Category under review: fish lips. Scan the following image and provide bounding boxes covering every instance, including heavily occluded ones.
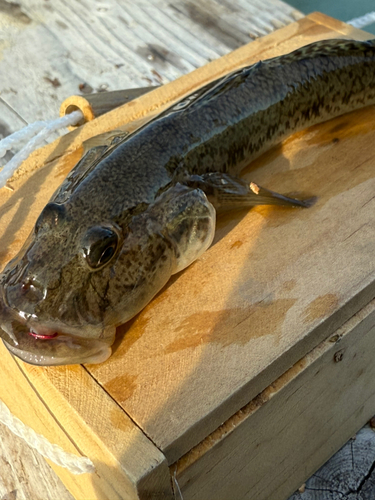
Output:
[0,297,114,366]
[3,334,113,366]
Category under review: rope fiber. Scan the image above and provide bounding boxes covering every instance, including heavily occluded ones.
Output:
[0,110,83,189]
[0,398,94,474]
[347,11,375,29]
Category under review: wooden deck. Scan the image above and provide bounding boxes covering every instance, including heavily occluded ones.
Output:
[0,0,302,150]
[1,2,375,500]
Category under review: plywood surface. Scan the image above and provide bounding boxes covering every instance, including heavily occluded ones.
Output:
[1,10,375,499]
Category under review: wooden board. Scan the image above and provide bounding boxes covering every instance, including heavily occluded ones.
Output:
[1,11,375,500]
[174,296,375,500]
[0,0,302,141]
[288,425,375,499]
[0,420,74,500]
[0,340,172,500]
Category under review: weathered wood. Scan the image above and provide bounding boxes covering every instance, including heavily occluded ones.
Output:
[0,0,302,132]
[0,341,173,500]
[288,426,375,499]
[173,297,375,499]
[0,420,74,500]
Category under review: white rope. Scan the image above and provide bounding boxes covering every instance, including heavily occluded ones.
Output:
[0,398,95,475]
[0,121,47,158]
[347,11,375,29]
[0,110,93,473]
[0,110,83,189]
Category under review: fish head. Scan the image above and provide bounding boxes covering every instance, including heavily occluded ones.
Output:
[0,185,215,366]
[0,201,119,365]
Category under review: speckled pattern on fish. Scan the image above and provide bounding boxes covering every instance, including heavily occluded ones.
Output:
[1,38,375,365]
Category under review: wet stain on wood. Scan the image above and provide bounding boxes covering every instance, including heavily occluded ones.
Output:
[164,298,297,353]
[304,293,339,323]
[230,240,243,249]
[329,121,349,135]
[106,374,138,404]
[304,107,375,147]
[109,407,134,434]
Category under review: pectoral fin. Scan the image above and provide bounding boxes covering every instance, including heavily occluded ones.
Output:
[151,184,216,273]
[184,173,315,212]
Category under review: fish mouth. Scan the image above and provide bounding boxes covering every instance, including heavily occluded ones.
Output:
[3,334,113,366]
[29,329,59,340]
[0,299,114,366]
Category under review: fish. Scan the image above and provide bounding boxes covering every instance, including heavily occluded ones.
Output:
[1,38,375,366]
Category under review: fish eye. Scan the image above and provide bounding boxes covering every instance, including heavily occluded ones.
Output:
[82,226,119,270]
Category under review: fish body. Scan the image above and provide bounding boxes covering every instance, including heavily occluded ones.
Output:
[1,38,375,365]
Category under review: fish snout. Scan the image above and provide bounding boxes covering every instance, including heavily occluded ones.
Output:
[5,277,45,313]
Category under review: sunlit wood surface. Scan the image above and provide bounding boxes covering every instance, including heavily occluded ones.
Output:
[2,3,375,500]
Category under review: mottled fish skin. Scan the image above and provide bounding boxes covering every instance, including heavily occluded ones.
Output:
[1,39,375,365]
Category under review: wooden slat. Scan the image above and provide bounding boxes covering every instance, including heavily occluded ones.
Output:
[0,99,27,168]
[173,297,375,499]
[0,341,173,500]
[0,0,302,128]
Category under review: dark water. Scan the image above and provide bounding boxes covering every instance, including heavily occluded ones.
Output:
[287,0,375,35]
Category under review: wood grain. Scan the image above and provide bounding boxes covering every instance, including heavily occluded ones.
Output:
[288,426,375,499]
[86,15,375,463]
[0,420,74,500]
[173,296,375,499]
[0,341,173,500]
[1,9,375,500]
[0,0,302,133]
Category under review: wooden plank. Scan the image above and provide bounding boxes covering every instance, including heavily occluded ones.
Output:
[0,99,27,168]
[288,425,375,499]
[0,0,302,128]
[173,297,375,500]
[0,420,74,500]
[0,341,173,500]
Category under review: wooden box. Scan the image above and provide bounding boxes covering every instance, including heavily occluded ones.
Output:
[1,13,375,500]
